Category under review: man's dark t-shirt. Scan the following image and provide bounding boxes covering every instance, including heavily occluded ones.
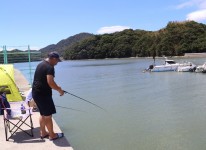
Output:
[32,60,55,96]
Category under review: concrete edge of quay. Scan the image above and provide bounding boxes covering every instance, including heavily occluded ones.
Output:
[0,68,74,150]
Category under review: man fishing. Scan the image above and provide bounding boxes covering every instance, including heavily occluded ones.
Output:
[32,51,64,141]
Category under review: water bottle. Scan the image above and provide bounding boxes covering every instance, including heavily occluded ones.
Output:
[21,104,26,114]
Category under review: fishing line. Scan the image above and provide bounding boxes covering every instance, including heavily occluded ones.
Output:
[63,90,106,111]
[55,105,86,113]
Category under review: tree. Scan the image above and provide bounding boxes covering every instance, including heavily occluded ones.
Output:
[63,21,206,60]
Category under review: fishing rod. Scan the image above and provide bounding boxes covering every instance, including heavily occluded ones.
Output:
[55,105,86,113]
[63,90,105,111]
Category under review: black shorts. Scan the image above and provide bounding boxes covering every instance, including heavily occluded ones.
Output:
[32,93,56,116]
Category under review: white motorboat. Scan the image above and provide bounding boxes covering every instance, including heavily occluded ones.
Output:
[147,58,196,72]
[177,62,196,72]
[149,59,180,72]
[195,62,206,73]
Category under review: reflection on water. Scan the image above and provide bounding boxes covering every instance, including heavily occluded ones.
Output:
[15,58,206,150]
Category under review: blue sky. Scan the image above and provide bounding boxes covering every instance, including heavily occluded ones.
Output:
[0,0,206,50]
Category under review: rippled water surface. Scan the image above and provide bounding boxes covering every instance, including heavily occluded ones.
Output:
[15,58,206,150]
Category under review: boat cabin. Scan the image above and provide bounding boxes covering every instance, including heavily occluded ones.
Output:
[165,60,177,65]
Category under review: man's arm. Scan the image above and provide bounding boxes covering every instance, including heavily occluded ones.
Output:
[47,75,64,96]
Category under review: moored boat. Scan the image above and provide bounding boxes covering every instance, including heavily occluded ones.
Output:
[177,62,196,72]
[195,62,206,73]
[146,58,196,72]
[149,59,179,72]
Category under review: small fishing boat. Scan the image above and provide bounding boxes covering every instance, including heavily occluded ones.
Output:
[195,62,206,73]
[146,58,196,72]
[148,59,180,72]
[177,62,196,72]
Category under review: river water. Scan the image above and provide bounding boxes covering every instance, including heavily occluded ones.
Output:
[14,58,206,150]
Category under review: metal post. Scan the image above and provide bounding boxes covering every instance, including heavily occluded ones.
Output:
[3,45,8,64]
[3,45,5,64]
[5,45,8,64]
[28,45,32,86]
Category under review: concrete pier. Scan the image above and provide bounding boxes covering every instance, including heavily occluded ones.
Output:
[0,69,73,150]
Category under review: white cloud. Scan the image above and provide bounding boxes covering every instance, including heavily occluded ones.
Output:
[175,0,206,22]
[176,0,206,9]
[176,1,193,9]
[186,9,206,21]
[97,26,131,34]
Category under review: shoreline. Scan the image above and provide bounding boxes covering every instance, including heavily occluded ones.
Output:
[137,54,206,59]
[65,53,206,61]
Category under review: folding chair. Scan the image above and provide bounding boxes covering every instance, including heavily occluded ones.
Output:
[0,92,34,141]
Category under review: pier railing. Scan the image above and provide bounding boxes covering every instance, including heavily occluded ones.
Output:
[0,45,41,86]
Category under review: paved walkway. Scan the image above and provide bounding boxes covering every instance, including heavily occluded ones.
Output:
[0,69,73,150]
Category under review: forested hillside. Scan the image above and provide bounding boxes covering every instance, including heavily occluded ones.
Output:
[64,21,206,60]
[39,32,94,57]
[2,21,205,62]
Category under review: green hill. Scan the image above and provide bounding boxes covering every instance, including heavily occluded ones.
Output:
[63,21,206,60]
[6,21,204,61]
[39,32,94,57]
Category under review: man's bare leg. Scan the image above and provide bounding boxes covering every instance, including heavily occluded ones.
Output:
[39,115,49,137]
[44,115,57,139]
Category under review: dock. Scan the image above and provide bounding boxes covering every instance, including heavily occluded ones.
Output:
[0,69,73,150]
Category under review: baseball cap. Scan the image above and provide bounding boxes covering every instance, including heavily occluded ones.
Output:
[48,51,62,62]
